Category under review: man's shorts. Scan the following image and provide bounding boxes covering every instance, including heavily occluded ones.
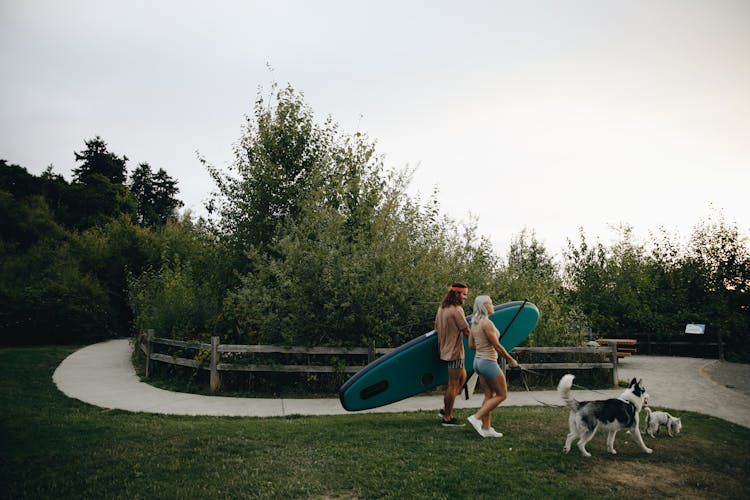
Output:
[446,358,464,369]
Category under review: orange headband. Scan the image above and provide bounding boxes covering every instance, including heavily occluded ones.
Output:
[449,286,468,293]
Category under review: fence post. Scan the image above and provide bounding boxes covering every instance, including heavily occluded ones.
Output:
[717,330,725,360]
[610,343,619,387]
[367,346,375,364]
[210,336,221,392]
[145,329,154,378]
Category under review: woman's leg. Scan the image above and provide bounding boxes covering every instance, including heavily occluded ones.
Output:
[473,372,508,425]
[479,376,493,429]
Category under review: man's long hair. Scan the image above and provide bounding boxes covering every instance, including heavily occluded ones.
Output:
[441,282,468,308]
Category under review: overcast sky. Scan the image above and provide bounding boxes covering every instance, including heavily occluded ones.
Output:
[2,0,748,258]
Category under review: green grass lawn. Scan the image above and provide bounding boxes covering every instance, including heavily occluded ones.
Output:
[2,346,749,499]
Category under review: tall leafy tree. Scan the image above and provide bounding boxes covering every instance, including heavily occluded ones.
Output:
[493,229,588,346]
[205,84,336,257]
[205,84,497,347]
[0,161,66,251]
[563,229,613,332]
[685,213,750,361]
[563,225,657,335]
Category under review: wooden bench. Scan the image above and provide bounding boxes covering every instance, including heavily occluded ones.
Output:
[596,338,637,358]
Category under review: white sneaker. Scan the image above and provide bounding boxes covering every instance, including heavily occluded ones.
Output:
[467,415,485,437]
[484,427,503,438]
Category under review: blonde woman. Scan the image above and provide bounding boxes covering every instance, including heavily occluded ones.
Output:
[467,295,518,438]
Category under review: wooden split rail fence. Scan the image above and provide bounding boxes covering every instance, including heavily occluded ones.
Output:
[138,330,394,392]
[510,345,623,385]
[137,331,623,392]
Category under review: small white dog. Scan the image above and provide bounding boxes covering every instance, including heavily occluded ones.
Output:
[644,407,682,438]
[558,374,652,457]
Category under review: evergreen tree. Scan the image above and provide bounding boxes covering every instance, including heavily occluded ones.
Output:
[151,167,183,225]
[72,136,128,184]
[65,137,136,229]
[129,162,183,227]
[129,162,156,225]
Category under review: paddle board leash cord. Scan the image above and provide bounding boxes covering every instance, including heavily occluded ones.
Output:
[464,299,529,400]
[498,299,528,343]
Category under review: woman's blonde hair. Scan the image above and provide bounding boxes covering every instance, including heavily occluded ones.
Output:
[471,295,492,326]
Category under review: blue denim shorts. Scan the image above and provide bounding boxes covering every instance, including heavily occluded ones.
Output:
[473,358,502,378]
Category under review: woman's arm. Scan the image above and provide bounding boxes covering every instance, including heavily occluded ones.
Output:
[496,343,518,368]
[483,321,518,367]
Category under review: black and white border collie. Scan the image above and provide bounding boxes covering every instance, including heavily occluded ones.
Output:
[558,374,652,457]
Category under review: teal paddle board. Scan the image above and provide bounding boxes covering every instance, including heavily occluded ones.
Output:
[339,300,539,411]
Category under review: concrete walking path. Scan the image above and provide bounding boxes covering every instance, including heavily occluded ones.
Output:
[53,339,750,428]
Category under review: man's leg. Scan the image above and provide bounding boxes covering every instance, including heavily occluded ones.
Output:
[443,366,467,420]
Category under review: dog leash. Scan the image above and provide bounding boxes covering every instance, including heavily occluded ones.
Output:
[511,365,563,408]
[570,383,614,397]
[511,365,614,407]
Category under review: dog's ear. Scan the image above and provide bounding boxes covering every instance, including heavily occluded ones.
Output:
[629,377,637,387]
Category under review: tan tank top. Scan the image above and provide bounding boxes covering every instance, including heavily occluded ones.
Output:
[471,319,498,361]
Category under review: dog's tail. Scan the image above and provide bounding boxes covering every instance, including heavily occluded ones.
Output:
[557,374,579,411]
[644,407,653,428]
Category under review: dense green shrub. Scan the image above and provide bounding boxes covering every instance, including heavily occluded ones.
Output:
[127,216,226,341]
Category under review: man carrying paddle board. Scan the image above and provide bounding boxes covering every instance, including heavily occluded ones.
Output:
[435,283,471,426]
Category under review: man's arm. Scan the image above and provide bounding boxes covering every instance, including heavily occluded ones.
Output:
[455,307,470,337]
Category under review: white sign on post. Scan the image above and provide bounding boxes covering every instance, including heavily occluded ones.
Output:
[685,324,705,334]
